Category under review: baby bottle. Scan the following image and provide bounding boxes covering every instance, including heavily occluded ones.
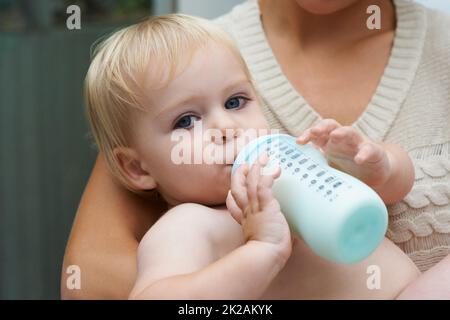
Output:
[231,134,388,264]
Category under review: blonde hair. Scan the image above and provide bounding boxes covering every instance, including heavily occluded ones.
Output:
[84,14,252,192]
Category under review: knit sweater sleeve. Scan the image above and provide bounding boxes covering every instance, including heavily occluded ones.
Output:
[384,6,450,272]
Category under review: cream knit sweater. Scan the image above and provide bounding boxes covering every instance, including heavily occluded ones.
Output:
[215,0,450,272]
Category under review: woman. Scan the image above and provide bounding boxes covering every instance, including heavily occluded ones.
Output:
[61,0,450,299]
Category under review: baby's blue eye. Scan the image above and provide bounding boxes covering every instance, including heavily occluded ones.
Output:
[175,115,199,129]
[225,97,248,110]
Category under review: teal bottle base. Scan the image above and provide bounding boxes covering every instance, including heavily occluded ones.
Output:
[336,202,387,264]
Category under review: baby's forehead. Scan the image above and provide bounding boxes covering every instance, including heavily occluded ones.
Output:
[142,42,248,94]
[144,42,239,84]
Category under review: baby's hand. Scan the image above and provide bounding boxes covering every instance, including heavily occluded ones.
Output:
[296,119,391,187]
[226,153,292,262]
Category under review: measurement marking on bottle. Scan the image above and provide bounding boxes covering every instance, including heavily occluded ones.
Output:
[285,149,294,155]
[299,159,308,165]
[333,182,343,188]
[316,171,326,177]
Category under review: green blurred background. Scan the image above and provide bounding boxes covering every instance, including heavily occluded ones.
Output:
[0,0,158,300]
[0,0,242,300]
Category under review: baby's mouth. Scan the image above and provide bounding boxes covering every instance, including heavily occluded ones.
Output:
[226,160,235,166]
[231,149,242,165]
[222,137,248,165]
[223,149,239,165]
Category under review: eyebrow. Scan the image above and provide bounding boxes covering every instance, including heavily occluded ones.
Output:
[155,78,252,119]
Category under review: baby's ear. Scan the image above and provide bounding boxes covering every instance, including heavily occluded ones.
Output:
[113,147,157,191]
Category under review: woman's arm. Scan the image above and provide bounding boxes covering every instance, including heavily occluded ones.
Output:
[61,154,167,299]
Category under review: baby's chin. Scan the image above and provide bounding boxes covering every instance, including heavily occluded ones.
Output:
[173,182,231,207]
[161,195,225,209]
[167,193,229,208]
[194,186,230,206]
[160,165,233,206]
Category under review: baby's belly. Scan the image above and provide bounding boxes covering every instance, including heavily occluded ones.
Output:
[259,236,420,300]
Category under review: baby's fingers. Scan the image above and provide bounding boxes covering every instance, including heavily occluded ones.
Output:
[226,190,244,224]
[246,155,265,213]
[230,163,249,211]
[297,119,341,146]
[257,165,281,210]
[354,142,383,165]
[297,128,312,144]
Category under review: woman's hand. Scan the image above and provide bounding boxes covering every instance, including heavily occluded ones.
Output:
[296,119,392,188]
[226,153,293,263]
[61,155,166,299]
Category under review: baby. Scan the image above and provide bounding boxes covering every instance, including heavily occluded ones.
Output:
[84,14,420,299]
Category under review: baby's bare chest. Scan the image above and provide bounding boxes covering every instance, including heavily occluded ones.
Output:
[213,224,337,299]
[212,210,415,299]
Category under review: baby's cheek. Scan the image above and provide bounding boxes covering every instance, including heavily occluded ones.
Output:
[158,175,203,204]
[191,165,232,203]
[250,111,269,131]
[170,165,214,192]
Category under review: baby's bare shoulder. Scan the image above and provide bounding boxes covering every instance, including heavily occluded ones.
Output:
[141,203,242,253]
[133,203,243,292]
[153,203,235,231]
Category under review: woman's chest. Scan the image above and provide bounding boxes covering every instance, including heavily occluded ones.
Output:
[271,34,394,126]
[283,59,385,126]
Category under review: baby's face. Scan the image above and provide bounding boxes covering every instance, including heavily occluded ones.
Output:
[128,43,269,206]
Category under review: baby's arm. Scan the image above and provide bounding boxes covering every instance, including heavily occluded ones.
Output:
[370,142,415,204]
[297,119,414,204]
[130,156,292,299]
[397,254,450,299]
[129,205,284,299]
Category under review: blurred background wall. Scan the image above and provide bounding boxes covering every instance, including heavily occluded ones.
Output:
[0,0,240,300]
[0,0,449,300]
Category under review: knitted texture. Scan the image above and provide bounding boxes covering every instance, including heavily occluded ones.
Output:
[215,0,450,271]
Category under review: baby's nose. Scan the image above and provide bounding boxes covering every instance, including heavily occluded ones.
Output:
[210,128,240,145]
